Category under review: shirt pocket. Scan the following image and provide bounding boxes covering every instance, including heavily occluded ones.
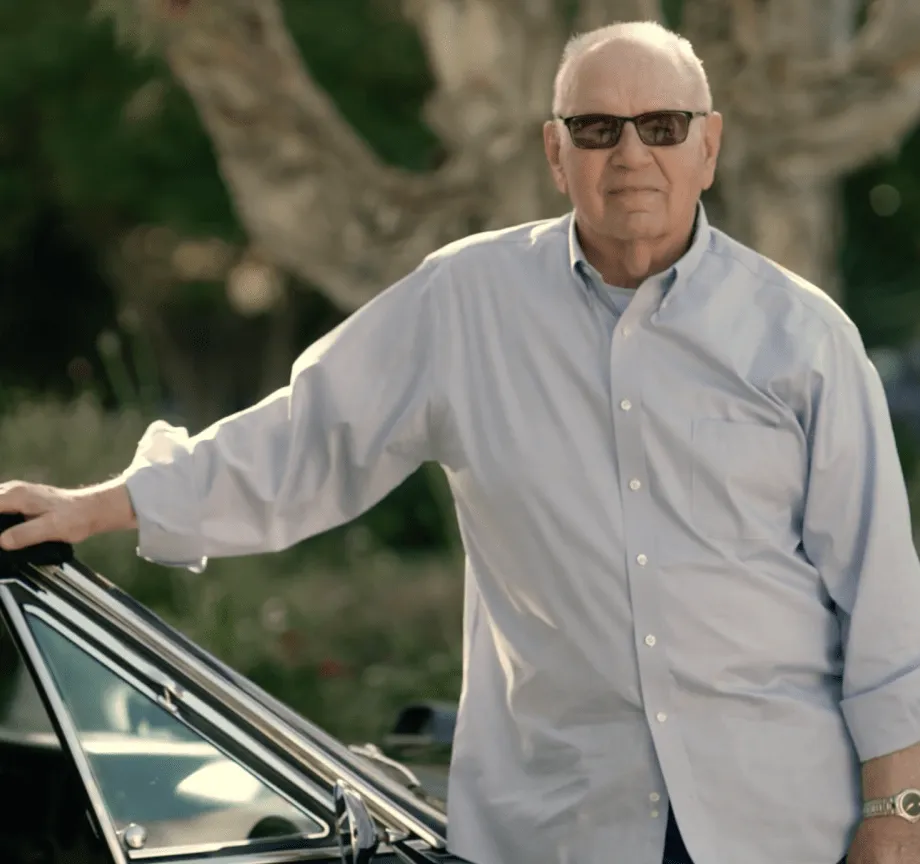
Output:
[690,418,804,541]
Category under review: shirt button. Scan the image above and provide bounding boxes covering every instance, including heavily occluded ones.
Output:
[645,634,657,647]
[656,712,667,723]
[622,325,631,337]
[651,810,660,819]
[636,554,648,566]
[628,479,641,491]
[650,793,660,802]
[619,399,632,411]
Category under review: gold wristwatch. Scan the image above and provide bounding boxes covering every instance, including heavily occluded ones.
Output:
[863,789,920,823]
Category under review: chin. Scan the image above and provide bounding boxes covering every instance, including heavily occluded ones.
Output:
[604,214,664,241]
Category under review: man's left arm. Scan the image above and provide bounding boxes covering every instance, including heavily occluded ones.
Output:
[801,324,920,858]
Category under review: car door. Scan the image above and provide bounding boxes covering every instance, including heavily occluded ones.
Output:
[0,576,342,864]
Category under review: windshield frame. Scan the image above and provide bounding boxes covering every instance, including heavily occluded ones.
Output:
[4,558,447,848]
[1,578,340,861]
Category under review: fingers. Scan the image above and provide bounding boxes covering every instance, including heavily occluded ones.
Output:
[0,483,32,515]
[0,514,57,551]
[0,481,53,515]
[0,483,56,550]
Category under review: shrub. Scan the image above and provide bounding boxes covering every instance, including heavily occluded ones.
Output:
[0,393,463,743]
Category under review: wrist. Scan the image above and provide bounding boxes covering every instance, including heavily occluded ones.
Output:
[861,741,920,802]
[75,480,138,534]
[859,810,920,842]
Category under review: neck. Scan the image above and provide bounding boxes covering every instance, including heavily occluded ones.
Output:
[576,216,696,290]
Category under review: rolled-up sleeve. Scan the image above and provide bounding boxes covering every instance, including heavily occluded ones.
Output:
[122,257,446,569]
[802,323,920,761]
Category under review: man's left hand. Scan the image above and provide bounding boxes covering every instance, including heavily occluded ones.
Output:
[847,818,920,863]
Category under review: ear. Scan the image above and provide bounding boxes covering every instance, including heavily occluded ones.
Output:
[543,120,569,195]
[699,111,723,191]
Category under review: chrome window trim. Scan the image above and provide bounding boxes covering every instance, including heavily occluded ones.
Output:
[132,847,343,864]
[29,562,447,849]
[127,839,338,861]
[0,584,129,864]
[37,585,337,807]
[23,601,334,859]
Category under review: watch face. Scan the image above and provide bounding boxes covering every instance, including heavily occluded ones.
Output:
[901,792,920,817]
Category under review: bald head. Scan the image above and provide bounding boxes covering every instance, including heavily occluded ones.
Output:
[552,21,712,117]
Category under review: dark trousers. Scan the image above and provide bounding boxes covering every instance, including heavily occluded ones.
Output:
[662,807,693,864]
[662,808,847,864]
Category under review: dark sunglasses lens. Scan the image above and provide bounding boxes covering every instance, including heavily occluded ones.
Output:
[569,117,624,149]
[635,112,690,146]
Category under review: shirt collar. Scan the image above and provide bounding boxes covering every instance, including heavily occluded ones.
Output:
[567,201,711,295]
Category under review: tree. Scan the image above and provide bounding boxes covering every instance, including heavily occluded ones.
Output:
[92,0,920,308]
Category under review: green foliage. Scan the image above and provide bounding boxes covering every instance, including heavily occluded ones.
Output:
[0,0,449,423]
[0,392,148,487]
[842,126,920,349]
[0,392,463,742]
[0,0,439,258]
[0,2,230,242]
[282,0,441,171]
[174,552,463,743]
[661,0,684,28]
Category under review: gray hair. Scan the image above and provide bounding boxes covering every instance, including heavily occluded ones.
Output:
[552,21,713,116]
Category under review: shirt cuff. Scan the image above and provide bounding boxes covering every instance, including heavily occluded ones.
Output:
[122,421,208,573]
[840,663,920,761]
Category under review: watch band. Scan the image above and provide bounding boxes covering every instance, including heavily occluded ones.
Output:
[863,797,898,818]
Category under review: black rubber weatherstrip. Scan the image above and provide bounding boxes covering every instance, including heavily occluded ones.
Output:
[0,513,73,568]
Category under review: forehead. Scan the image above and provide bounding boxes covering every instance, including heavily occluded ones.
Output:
[560,40,697,115]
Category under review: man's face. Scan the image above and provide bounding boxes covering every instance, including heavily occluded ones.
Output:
[543,41,722,244]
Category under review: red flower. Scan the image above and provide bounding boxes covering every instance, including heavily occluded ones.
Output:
[164,0,191,16]
[318,658,347,679]
[277,629,305,666]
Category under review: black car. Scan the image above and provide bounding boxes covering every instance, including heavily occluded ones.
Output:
[0,527,466,864]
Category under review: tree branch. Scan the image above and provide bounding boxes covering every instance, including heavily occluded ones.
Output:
[572,0,665,32]
[776,0,920,179]
[776,70,920,179]
[400,0,566,158]
[145,0,485,311]
[849,0,920,73]
[685,0,920,182]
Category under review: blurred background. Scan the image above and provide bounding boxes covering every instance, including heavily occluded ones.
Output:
[2,0,920,747]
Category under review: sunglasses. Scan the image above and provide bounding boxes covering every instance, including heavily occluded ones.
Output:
[556,110,709,149]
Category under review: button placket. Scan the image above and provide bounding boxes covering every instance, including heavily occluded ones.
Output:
[609,290,677,756]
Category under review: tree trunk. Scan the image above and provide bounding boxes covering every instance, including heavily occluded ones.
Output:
[714,160,843,301]
[101,229,302,427]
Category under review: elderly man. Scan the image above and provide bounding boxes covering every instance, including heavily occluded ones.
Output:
[1,20,919,864]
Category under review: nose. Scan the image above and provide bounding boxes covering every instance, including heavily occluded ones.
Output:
[609,121,653,168]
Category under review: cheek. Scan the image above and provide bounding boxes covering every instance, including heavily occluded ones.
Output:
[656,153,707,201]
[561,153,607,198]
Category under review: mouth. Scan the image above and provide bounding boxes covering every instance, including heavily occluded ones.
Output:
[608,187,659,195]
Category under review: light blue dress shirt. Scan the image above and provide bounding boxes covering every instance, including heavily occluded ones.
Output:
[123,203,920,864]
